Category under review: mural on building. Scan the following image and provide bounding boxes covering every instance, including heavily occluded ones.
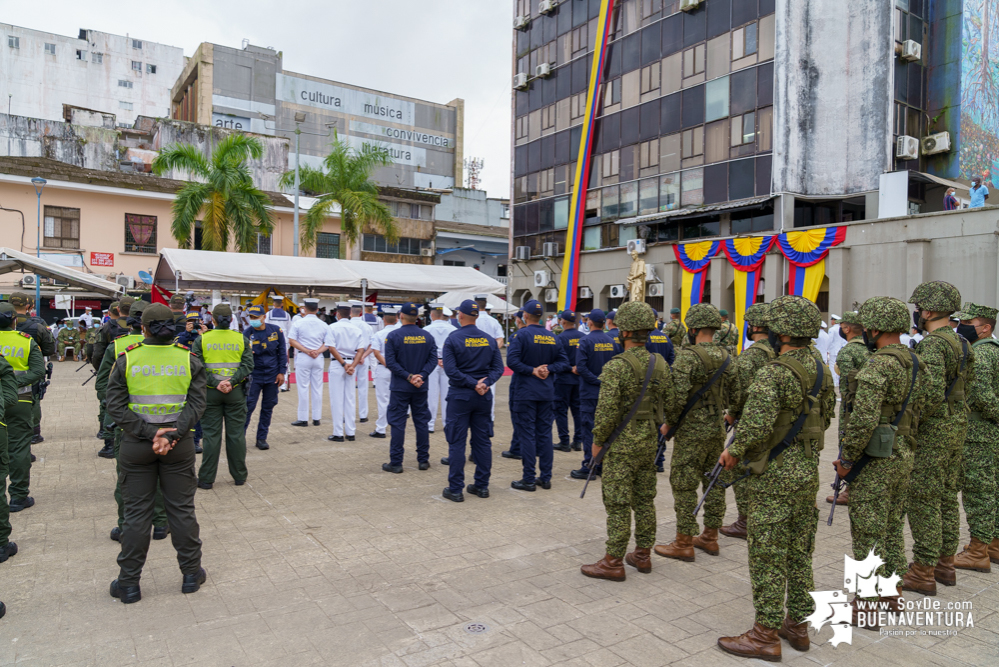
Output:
[960,0,999,185]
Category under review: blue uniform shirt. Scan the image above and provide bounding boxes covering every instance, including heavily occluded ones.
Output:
[385,323,438,393]
[442,325,504,398]
[646,329,675,366]
[606,327,621,347]
[555,328,585,385]
[243,323,288,381]
[506,324,570,402]
[576,330,621,401]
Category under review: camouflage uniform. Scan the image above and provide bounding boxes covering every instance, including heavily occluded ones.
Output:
[56,326,79,359]
[726,296,835,630]
[714,317,739,356]
[85,323,99,362]
[664,312,686,349]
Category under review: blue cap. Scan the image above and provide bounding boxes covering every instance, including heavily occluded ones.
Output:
[186,312,201,321]
[523,300,543,316]
[607,310,617,320]
[400,302,421,316]
[246,305,265,317]
[559,310,576,323]
[457,300,479,316]
[515,309,524,319]
[588,309,606,323]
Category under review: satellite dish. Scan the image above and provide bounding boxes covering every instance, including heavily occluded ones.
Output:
[138,271,153,285]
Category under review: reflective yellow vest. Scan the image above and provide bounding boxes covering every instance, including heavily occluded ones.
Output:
[124,343,192,424]
[113,333,145,357]
[201,329,244,383]
[0,330,34,395]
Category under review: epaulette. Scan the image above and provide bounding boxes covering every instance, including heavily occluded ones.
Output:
[18,331,31,339]
[125,342,144,352]
[174,343,190,350]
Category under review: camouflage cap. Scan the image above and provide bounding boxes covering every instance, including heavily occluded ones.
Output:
[840,311,862,326]
[141,303,174,325]
[213,303,233,319]
[908,281,961,314]
[129,299,149,316]
[768,295,821,338]
[615,301,657,332]
[9,291,31,307]
[169,294,187,309]
[859,297,910,334]
[684,303,722,329]
[962,302,999,321]
[744,303,769,328]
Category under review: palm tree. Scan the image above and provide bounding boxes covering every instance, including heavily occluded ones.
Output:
[279,135,397,253]
[152,134,274,252]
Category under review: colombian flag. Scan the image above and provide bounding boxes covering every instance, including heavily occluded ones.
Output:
[777,227,847,303]
[722,236,777,352]
[673,240,721,323]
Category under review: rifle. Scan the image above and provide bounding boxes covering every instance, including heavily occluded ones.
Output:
[827,442,845,526]
[81,369,97,386]
[694,422,738,517]
[75,360,89,372]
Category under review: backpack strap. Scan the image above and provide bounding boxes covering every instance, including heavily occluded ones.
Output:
[664,351,731,439]
[763,357,824,465]
[943,337,969,402]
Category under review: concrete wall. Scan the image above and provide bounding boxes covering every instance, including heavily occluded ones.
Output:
[0,113,121,171]
[435,188,509,227]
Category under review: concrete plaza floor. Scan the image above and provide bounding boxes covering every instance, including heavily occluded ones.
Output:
[1,360,997,666]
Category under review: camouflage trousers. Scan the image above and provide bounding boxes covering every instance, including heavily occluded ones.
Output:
[961,437,998,543]
[747,443,819,629]
[907,421,966,565]
[848,446,913,595]
[722,462,750,518]
[602,439,658,558]
[670,428,725,535]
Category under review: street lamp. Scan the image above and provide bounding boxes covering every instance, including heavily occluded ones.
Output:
[31,177,46,313]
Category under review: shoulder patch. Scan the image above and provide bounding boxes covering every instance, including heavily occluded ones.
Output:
[125,342,144,352]
[174,343,190,351]
[18,331,31,339]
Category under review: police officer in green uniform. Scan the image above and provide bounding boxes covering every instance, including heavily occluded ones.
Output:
[10,292,54,446]
[192,304,253,489]
[96,299,169,542]
[664,308,686,349]
[825,311,870,507]
[169,293,188,332]
[94,301,120,442]
[105,303,207,604]
[0,302,44,513]
[0,353,20,570]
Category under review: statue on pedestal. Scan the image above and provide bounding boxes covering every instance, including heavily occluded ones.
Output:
[627,250,646,303]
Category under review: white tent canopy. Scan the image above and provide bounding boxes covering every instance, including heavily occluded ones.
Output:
[154,248,507,296]
[0,247,124,297]
[436,291,518,316]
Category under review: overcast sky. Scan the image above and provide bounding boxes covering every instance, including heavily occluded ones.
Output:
[4,0,513,196]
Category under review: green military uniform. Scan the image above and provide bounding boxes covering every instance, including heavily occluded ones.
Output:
[905,282,972,583]
[0,355,19,559]
[85,322,99,363]
[93,296,133,371]
[10,292,55,446]
[664,309,686,349]
[719,296,834,660]
[0,303,44,511]
[192,304,254,487]
[94,301,120,439]
[714,311,739,356]
[57,326,80,360]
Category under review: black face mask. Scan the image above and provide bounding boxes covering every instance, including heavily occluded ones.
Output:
[863,331,880,353]
[687,329,698,346]
[913,310,924,331]
[838,327,847,341]
[956,323,979,343]
[767,331,783,353]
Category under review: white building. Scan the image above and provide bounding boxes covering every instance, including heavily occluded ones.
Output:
[0,24,184,126]
[434,188,510,284]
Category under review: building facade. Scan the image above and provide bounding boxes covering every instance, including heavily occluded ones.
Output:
[434,188,510,282]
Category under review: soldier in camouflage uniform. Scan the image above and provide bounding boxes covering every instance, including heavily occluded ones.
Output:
[835,297,927,626]
[581,301,671,581]
[714,309,739,356]
[953,303,999,573]
[903,281,973,595]
[655,303,735,562]
[720,303,775,540]
[56,322,80,361]
[717,295,834,661]
[664,308,686,349]
[826,311,871,506]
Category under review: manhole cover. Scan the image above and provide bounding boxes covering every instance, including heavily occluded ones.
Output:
[464,622,489,634]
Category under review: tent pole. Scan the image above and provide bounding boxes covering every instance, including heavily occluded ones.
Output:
[361,278,367,303]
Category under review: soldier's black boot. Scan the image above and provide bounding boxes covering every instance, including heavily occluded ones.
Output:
[109,580,141,604]
[97,439,114,459]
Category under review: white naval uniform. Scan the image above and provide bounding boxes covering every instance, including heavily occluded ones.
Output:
[350,316,374,420]
[267,307,294,389]
[370,321,401,435]
[288,314,328,422]
[328,319,364,437]
[476,313,505,421]
[80,312,94,328]
[825,324,847,387]
[423,318,457,432]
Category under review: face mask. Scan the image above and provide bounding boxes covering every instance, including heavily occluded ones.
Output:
[956,323,979,343]
[687,329,698,346]
[863,330,880,353]
[912,310,926,332]
[250,319,264,329]
[838,327,847,341]
[767,331,783,353]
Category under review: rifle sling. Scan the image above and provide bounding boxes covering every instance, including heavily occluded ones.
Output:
[592,354,658,468]
[665,354,731,440]
[762,358,824,466]
[943,337,968,401]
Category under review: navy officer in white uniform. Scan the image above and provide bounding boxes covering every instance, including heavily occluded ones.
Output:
[288,299,341,427]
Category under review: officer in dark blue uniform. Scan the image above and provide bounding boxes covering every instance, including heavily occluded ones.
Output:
[646,310,675,472]
[440,300,504,502]
[501,309,526,460]
[242,305,287,450]
[553,310,584,452]
[605,310,621,346]
[571,309,621,479]
[382,302,438,473]
[506,300,569,492]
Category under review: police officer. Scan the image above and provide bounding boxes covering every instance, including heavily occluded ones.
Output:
[501,309,527,460]
[324,303,361,439]
[174,312,205,454]
[265,297,293,391]
[553,310,584,453]
[424,303,457,433]
[382,303,437,473]
[169,293,188,333]
[605,310,621,346]
[105,303,207,604]
[369,307,402,438]
[664,307,686,349]
[571,309,620,479]
[243,305,287,450]
[10,292,54,446]
[94,301,120,444]
[441,300,504,501]
[0,303,43,513]
[0,352,18,571]
[506,300,569,491]
[93,296,133,372]
[193,304,254,489]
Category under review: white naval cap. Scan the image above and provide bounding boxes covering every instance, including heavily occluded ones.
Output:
[336,301,352,308]
[304,298,320,306]
[381,306,400,315]
[428,302,444,309]
[831,313,841,320]
[442,306,453,317]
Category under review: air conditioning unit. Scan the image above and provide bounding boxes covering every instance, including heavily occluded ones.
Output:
[535,63,552,78]
[609,284,626,299]
[514,72,529,90]
[647,283,664,297]
[420,247,434,257]
[533,270,551,288]
[116,275,135,289]
[900,40,921,62]
[544,288,559,303]
[539,0,558,15]
[921,131,951,156]
[579,286,593,299]
[514,15,531,30]
[20,273,38,287]
[896,135,919,160]
[626,238,647,255]
[542,242,559,257]
[680,0,702,11]
[515,245,531,261]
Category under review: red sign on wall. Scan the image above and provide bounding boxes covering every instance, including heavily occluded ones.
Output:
[90,252,114,267]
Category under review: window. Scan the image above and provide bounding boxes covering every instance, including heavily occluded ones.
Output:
[44,206,80,249]
[659,172,680,211]
[733,23,758,60]
[117,80,133,89]
[131,60,142,72]
[683,216,720,239]
[570,92,586,122]
[757,106,773,151]
[582,226,601,251]
[496,264,508,277]
[640,62,660,95]
[92,52,103,64]
[124,214,157,253]
[256,233,271,255]
[146,64,156,74]
[639,138,658,173]
[7,36,19,49]
[619,181,638,219]
[683,45,705,78]
[681,168,704,207]
[76,49,87,60]
[705,76,730,122]
[119,101,133,111]
[604,78,622,107]
[362,234,432,256]
[316,232,340,259]
[516,115,529,141]
[602,150,620,178]
[682,127,704,159]
[571,24,589,57]
[731,112,756,146]
[554,196,570,229]
[44,42,56,55]
[731,209,775,235]
[132,39,142,49]
[541,104,555,132]
[443,259,466,267]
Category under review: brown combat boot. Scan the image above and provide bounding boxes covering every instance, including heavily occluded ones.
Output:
[777,615,810,652]
[654,534,695,562]
[989,538,999,564]
[954,538,992,573]
[625,547,652,573]
[720,515,748,540]
[718,622,781,662]
[692,527,720,556]
[934,556,956,586]
[901,562,937,596]
[826,487,849,505]
[580,554,626,581]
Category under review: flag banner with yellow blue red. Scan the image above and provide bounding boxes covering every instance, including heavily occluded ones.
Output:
[777,227,848,303]
[722,236,777,352]
[672,240,721,323]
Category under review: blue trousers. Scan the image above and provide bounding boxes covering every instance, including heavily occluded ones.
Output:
[554,382,581,445]
[445,392,492,493]
[508,382,521,455]
[579,397,600,473]
[388,391,431,466]
[245,378,278,441]
[519,400,554,485]
[193,421,202,446]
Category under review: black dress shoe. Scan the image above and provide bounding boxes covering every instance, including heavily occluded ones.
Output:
[194,444,203,454]
[440,457,450,465]
[419,461,430,470]
[501,450,522,460]
[570,468,594,480]
[466,484,489,498]
[359,417,369,423]
[0,542,18,563]
[328,435,344,442]
[280,387,290,392]
[182,567,207,594]
[153,526,169,540]
[313,420,321,426]
[0,601,6,620]
[97,443,115,459]
[538,480,551,490]
[346,435,356,441]
[555,443,572,452]
[110,579,141,604]
[197,481,213,490]
[235,479,245,486]
[370,431,386,438]
[382,463,403,474]
[511,479,536,492]
[256,440,269,450]
[8,497,34,513]
[571,442,582,451]
[291,420,309,427]
[443,488,464,502]
[110,527,121,542]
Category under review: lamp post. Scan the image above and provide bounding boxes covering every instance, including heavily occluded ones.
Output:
[31,177,46,313]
